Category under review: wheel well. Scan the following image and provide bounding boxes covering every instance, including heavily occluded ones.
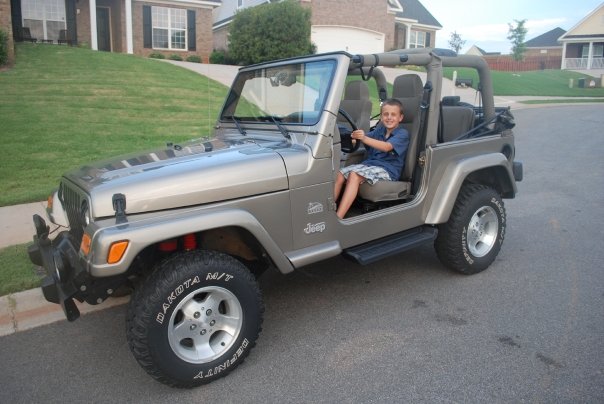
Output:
[464,166,514,198]
[129,227,270,279]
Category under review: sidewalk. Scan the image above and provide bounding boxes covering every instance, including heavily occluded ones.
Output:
[0,201,47,249]
[0,200,131,336]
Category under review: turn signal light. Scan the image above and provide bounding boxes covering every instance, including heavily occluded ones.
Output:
[80,233,92,256]
[107,240,129,264]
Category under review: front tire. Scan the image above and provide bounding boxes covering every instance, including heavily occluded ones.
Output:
[126,250,264,388]
[435,184,506,274]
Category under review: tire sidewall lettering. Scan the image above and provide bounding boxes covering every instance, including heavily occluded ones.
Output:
[462,196,504,267]
[146,257,257,383]
[156,272,235,325]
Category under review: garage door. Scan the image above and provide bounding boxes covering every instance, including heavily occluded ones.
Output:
[311,25,385,55]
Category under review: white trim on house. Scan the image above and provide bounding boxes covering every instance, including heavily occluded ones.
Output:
[126,0,133,53]
[558,3,604,70]
[387,0,403,13]
[138,0,219,9]
[89,0,97,50]
[395,17,440,31]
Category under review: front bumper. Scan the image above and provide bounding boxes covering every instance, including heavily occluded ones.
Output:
[27,215,87,321]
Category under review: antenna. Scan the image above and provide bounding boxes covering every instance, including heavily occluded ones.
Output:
[206,62,211,138]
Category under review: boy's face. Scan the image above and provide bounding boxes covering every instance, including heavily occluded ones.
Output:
[381,104,404,130]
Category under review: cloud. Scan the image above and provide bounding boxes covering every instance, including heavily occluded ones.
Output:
[436,17,570,54]
[455,23,509,42]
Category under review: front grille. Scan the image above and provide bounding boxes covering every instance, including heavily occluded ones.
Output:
[59,182,85,243]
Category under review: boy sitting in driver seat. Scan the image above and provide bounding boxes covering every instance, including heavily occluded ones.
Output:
[334,99,409,219]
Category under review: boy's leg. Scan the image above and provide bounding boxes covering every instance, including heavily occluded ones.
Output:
[337,171,365,219]
[333,171,346,201]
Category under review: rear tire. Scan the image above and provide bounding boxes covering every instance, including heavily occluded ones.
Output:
[126,250,263,388]
[435,184,505,274]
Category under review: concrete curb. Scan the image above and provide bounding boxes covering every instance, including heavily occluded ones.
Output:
[0,287,130,337]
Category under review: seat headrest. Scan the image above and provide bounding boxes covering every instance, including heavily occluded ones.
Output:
[344,80,370,100]
[392,74,424,98]
[391,74,423,123]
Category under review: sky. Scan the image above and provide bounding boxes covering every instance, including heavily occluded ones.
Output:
[425,0,603,54]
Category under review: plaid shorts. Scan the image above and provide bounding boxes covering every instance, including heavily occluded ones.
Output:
[340,164,392,185]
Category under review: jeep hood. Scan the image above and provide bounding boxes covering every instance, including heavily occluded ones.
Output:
[63,137,290,218]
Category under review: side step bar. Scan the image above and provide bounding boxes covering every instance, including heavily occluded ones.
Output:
[343,226,438,265]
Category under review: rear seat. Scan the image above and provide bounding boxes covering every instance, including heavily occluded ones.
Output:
[439,106,475,143]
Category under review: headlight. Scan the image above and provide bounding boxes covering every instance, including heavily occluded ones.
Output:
[81,200,91,228]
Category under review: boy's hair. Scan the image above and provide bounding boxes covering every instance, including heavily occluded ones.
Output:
[381,98,404,115]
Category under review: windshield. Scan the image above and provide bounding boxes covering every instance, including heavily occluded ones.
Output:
[220,60,336,125]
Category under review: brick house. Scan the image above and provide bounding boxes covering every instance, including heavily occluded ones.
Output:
[212,0,442,54]
[1,0,16,65]
[559,3,604,70]
[7,0,220,61]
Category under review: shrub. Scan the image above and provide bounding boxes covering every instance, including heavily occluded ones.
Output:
[228,0,314,65]
[210,49,236,65]
[185,55,202,63]
[210,50,225,64]
[0,29,8,66]
[168,54,183,61]
[148,52,165,59]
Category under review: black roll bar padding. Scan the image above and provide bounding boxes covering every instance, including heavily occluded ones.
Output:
[454,109,511,141]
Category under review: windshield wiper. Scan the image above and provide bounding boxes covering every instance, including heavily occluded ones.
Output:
[259,115,291,140]
[227,115,246,136]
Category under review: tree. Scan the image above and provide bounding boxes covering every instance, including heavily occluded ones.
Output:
[448,31,466,54]
[507,19,528,61]
[228,1,315,65]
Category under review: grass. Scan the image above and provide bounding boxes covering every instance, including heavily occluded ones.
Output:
[2,44,603,206]
[0,43,229,206]
[0,243,41,296]
[444,67,604,97]
[346,76,393,116]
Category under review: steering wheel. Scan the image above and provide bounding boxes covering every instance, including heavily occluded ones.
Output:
[337,108,361,153]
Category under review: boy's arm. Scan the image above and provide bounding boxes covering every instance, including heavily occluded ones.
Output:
[351,130,394,153]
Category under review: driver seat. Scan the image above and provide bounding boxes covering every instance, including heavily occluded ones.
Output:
[358,74,424,202]
[338,81,372,133]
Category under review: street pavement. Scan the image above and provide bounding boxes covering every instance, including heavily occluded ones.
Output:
[0,106,603,401]
[1,63,603,337]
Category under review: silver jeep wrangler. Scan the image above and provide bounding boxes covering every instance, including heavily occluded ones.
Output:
[28,48,522,387]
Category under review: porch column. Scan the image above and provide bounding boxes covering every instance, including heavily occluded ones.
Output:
[405,24,411,49]
[561,43,567,69]
[89,0,98,50]
[125,0,133,54]
[587,41,594,69]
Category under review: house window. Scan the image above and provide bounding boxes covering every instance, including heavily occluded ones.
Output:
[237,0,244,8]
[21,0,66,41]
[409,30,426,48]
[581,44,604,58]
[152,6,187,50]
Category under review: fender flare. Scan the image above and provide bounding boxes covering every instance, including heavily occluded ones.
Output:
[87,208,294,277]
[425,153,515,224]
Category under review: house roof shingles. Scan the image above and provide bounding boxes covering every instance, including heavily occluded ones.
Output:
[525,27,566,48]
[396,0,442,28]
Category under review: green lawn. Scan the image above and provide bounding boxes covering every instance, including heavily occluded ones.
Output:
[444,67,604,97]
[0,43,229,206]
[0,243,40,296]
[2,45,603,208]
